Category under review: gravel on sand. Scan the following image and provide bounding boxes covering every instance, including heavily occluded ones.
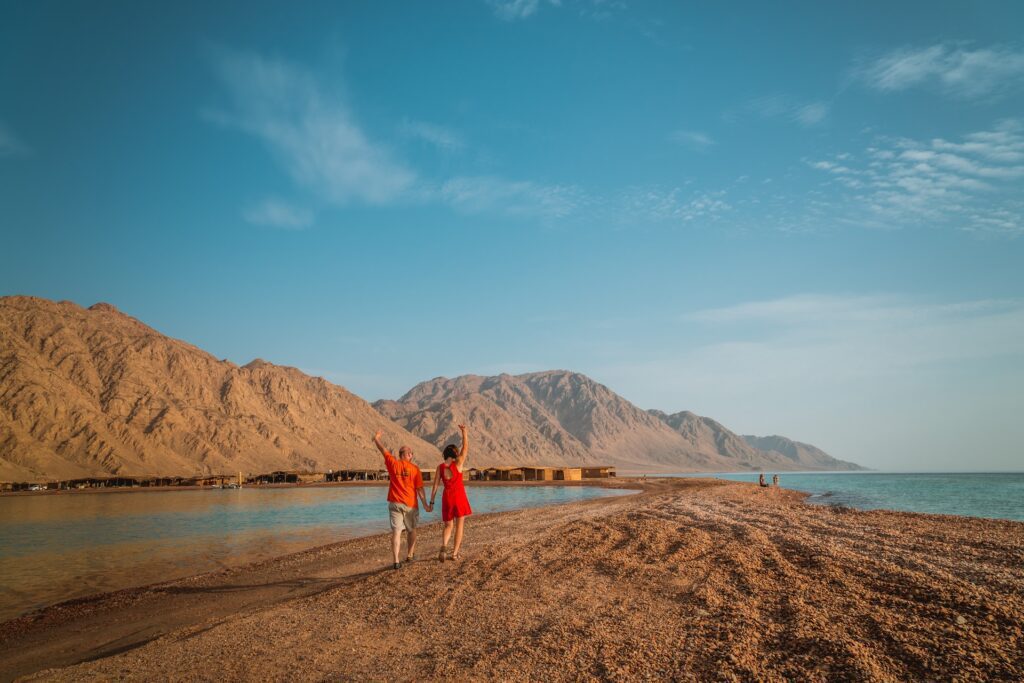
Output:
[4,478,1022,681]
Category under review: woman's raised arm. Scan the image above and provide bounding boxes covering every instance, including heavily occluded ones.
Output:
[457,424,469,468]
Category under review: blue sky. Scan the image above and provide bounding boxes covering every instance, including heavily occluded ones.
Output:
[2,1,1023,470]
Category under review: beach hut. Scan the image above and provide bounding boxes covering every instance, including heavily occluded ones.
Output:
[581,466,615,479]
[247,471,299,485]
[325,469,388,482]
[504,468,525,481]
[553,467,582,481]
[522,467,554,481]
[482,467,523,481]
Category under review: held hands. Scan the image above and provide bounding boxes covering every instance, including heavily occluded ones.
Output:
[374,429,384,441]
[458,424,468,433]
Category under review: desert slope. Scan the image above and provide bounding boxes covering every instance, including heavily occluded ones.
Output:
[377,372,862,471]
[376,372,704,469]
[741,433,860,470]
[0,296,437,480]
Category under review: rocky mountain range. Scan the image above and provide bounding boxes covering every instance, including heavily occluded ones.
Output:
[377,373,863,472]
[0,296,862,480]
[0,296,438,481]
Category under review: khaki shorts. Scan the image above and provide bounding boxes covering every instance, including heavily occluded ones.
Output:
[388,502,419,531]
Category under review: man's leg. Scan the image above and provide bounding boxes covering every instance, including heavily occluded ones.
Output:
[406,520,417,559]
[391,527,402,565]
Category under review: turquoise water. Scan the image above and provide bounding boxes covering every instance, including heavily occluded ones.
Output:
[0,484,630,620]
[662,472,1024,522]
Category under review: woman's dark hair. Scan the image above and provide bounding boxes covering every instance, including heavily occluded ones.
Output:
[443,444,459,461]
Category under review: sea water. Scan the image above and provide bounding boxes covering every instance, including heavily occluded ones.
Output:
[661,471,1024,522]
[0,484,629,621]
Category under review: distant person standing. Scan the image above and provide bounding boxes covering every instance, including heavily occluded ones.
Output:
[772,474,779,486]
[373,430,431,570]
[430,424,472,561]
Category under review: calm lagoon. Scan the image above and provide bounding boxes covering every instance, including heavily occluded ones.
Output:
[0,484,630,621]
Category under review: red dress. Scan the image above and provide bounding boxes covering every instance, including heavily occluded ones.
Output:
[439,462,472,522]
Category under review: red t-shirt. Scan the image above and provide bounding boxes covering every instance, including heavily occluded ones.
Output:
[383,451,423,508]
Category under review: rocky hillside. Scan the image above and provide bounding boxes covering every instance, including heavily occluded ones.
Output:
[375,372,697,468]
[649,410,862,471]
[377,372,863,471]
[740,434,860,470]
[0,296,437,480]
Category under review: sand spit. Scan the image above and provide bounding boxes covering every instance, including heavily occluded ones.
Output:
[2,478,1021,681]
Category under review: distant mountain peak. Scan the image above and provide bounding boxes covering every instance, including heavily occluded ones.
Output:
[382,371,864,472]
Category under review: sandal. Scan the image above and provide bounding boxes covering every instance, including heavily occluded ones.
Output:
[438,548,447,562]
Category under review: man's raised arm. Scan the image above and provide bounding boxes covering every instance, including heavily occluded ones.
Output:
[373,430,389,458]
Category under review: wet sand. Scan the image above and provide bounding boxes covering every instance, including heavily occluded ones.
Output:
[1,477,1021,681]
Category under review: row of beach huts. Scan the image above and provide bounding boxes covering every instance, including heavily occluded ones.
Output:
[0,465,616,492]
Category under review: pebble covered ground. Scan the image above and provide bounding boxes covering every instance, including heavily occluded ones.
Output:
[14,478,1024,681]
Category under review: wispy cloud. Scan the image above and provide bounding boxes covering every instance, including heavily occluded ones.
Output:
[243,198,314,229]
[441,175,586,220]
[622,187,731,224]
[732,95,830,127]
[0,121,30,157]
[207,49,416,205]
[669,129,715,151]
[488,0,550,20]
[680,294,1024,372]
[399,119,465,152]
[486,0,626,21]
[806,120,1024,235]
[605,294,1024,396]
[855,43,1024,99]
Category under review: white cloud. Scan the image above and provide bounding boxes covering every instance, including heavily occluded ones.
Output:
[207,49,416,205]
[487,0,621,20]
[243,198,314,229]
[488,0,548,20]
[677,295,1024,382]
[856,43,1024,99]
[737,95,829,127]
[0,121,29,157]
[795,102,828,126]
[441,175,586,219]
[622,187,731,224]
[669,129,715,151]
[806,121,1024,235]
[399,119,465,152]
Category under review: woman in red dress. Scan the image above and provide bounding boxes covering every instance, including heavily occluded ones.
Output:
[429,424,472,561]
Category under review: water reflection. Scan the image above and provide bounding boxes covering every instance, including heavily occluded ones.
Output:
[0,485,628,620]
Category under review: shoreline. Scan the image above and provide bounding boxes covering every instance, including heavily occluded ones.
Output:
[1,477,1021,680]
[0,477,629,497]
[0,480,641,624]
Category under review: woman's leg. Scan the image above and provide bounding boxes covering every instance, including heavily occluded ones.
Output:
[452,516,466,557]
[442,520,454,550]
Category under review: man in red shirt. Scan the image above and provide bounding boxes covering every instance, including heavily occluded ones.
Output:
[373,430,432,569]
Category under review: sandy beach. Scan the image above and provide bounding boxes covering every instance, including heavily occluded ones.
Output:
[1,477,1022,681]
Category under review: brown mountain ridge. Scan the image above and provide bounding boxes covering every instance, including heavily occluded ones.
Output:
[0,296,438,480]
[376,373,862,472]
[0,296,862,480]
